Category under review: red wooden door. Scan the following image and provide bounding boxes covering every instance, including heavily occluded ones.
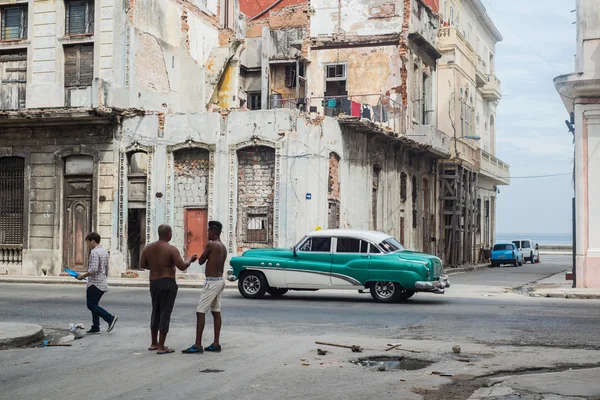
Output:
[185,208,208,258]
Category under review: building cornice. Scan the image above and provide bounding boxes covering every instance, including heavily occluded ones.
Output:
[465,0,503,42]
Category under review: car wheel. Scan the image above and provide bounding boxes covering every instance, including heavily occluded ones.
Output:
[238,271,268,299]
[398,290,415,301]
[530,252,534,264]
[370,281,402,303]
[491,262,497,268]
[267,287,288,297]
[513,259,518,267]
[518,260,523,266]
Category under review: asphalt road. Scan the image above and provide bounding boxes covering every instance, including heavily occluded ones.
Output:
[1,255,598,349]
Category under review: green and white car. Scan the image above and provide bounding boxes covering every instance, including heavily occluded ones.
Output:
[227,229,450,303]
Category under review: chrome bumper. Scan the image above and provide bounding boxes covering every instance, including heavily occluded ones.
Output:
[414,275,450,294]
[226,268,237,282]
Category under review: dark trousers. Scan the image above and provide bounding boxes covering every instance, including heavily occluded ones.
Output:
[150,278,178,333]
[86,285,114,330]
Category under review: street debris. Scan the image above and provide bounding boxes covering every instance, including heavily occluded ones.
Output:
[317,349,328,356]
[68,323,86,339]
[431,371,453,377]
[301,358,306,361]
[440,373,454,377]
[452,345,461,354]
[302,363,310,366]
[200,369,224,373]
[315,341,362,353]
[386,343,401,351]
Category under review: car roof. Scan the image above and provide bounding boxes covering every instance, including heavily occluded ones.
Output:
[494,242,515,245]
[307,229,393,243]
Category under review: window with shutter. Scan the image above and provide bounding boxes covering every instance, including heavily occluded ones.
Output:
[66,0,94,35]
[1,5,27,41]
[64,44,94,88]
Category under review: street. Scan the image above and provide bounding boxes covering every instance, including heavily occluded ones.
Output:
[1,255,600,400]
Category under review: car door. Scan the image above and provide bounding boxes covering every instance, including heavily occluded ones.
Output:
[330,237,369,288]
[522,240,532,259]
[284,236,333,288]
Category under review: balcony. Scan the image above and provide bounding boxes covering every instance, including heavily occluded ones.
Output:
[476,56,488,88]
[482,75,502,101]
[480,149,510,185]
[409,125,451,158]
[438,26,476,67]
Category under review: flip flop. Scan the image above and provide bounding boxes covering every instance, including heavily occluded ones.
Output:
[181,345,204,354]
[157,348,175,355]
[148,347,159,351]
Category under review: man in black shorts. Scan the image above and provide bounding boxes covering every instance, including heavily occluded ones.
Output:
[141,225,197,354]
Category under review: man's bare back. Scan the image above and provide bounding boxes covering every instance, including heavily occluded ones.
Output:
[199,240,227,278]
[140,225,197,280]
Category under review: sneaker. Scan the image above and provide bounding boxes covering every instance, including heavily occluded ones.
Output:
[87,329,100,335]
[204,343,221,352]
[107,316,118,333]
[182,345,204,354]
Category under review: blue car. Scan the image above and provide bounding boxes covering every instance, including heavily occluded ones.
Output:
[491,243,523,267]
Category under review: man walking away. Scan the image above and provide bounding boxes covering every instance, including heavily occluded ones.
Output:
[183,221,227,354]
[141,224,198,354]
[77,232,117,335]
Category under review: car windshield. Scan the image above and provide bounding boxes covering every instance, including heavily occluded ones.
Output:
[378,238,405,253]
[494,244,513,251]
[512,241,520,248]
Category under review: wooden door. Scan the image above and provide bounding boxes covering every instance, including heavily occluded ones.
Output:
[63,177,93,271]
[0,50,27,110]
[185,208,208,258]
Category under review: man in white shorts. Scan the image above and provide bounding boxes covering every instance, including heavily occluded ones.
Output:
[182,221,227,354]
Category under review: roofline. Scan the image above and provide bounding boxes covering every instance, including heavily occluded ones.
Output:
[465,0,503,43]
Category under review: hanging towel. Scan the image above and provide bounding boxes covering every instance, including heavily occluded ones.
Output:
[351,101,361,117]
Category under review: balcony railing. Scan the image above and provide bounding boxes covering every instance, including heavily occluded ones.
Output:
[0,244,23,266]
[271,94,406,136]
[482,75,502,101]
[438,26,475,58]
[480,149,510,184]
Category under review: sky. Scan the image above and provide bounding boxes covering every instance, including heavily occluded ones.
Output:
[482,0,576,235]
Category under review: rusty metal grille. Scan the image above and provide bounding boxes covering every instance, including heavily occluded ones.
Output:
[0,157,24,244]
[246,214,268,243]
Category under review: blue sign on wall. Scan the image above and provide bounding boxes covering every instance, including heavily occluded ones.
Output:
[306,193,312,200]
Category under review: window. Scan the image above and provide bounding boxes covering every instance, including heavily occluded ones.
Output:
[1,5,27,41]
[360,240,369,253]
[400,172,407,202]
[64,44,94,88]
[0,50,27,110]
[412,63,420,121]
[0,157,24,245]
[66,0,94,35]
[412,175,417,229]
[247,92,261,110]
[449,6,454,25]
[422,73,430,125]
[467,24,472,43]
[247,214,268,242]
[325,63,347,97]
[379,238,404,253]
[476,198,481,232]
[328,199,340,229]
[298,237,331,252]
[493,244,513,251]
[336,238,360,253]
[222,0,234,29]
[285,65,296,88]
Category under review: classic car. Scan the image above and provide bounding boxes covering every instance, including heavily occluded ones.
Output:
[227,229,450,303]
[491,242,523,267]
[512,239,539,264]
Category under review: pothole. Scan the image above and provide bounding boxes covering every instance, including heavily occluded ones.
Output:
[352,356,431,372]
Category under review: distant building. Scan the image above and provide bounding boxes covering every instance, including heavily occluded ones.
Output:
[554,0,600,288]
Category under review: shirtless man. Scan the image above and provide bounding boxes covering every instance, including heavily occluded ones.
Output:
[182,220,227,354]
[141,224,198,354]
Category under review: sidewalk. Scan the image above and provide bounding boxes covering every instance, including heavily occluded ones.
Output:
[530,270,600,299]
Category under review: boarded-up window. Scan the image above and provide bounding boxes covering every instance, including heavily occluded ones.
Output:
[66,0,94,35]
[1,5,27,41]
[64,44,94,87]
[246,214,268,243]
[0,50,27,110]
[0,157,24,245]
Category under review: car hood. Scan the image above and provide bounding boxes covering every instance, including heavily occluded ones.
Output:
[396,250,444,277]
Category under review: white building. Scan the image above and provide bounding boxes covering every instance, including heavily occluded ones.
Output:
[554,0,600,288]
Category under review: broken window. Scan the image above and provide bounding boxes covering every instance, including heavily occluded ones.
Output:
[0,157,24,245]
[64,44,94,88]
[0,50,27,110]
[324,63,347,97]
[1,5,27,41]
[247,214,268,243]
[247,92,261,110]
[400,172,407,203]
[66,0,94,36]
[412,175,418,229]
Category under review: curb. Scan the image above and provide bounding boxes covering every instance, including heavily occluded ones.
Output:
[0,277,238,289]
[0,323,44,348]
[531,292,600,300]
[445,264,490,275]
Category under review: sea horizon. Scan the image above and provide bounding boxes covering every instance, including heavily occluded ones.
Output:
[496,233,572,246]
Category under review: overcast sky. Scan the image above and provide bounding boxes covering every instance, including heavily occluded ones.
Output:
[483,0,576,235]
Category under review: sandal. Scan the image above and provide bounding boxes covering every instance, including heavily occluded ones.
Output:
[204,343,222,352]
[181,345,204,354]
[157,348,175,355]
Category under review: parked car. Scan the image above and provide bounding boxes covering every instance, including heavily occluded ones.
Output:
[491,243,523,267]
[227,229,450,303]
[512,239,539,263]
